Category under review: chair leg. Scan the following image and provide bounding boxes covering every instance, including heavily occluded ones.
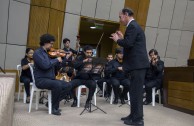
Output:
[152,87,156,106]
[29,88,34,113]
[102,82,106,97]
[94,88,97,106]
[35,91,40,110]
[17,85,21,101]
[110,89,114,104]
[77,86,81,107]
[23,89,26,103]
[127,92,130,105]
[48,91,52,114]
[158,89,161,104]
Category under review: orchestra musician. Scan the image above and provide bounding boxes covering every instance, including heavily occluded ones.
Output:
[97,53,113,97]
[33,34,72,116]
[109,49,130,104]
[20,48,34,103]
[70,45,96,108]
[143,49,164,105]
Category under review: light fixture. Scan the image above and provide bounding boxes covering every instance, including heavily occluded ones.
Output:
[90,26,96,29]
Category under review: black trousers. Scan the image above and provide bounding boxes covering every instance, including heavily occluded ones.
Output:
[129,69,146,121]
[145,79,161,102]
[35,78,72,109]
[97,78,112,96]
[70,79,96,101]
[111,78,130,100]
[20,76,32,97]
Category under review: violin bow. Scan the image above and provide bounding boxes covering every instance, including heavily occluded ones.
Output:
[95,32,104,55]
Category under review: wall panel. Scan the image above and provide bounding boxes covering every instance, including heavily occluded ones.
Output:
[146,0,163,27]
[48,9,64,48]
[51,0,66,11]
[95,0,111,20]
[171,0,187,30]
[0,0,9,43]
[31,0,51,7]
[66,0,82,15]
[136,0,150,26]
[158,0,175,29]
[109,0,125,22]
[27,6,50,48]
[7,1,30,45]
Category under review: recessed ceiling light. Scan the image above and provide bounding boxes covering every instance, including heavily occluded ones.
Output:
[90,26,96,29]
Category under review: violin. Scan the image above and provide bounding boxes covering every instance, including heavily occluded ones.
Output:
[48,48,68,58]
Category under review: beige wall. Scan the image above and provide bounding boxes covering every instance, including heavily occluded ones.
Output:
[0,0,30,70]
[145,0,194,67]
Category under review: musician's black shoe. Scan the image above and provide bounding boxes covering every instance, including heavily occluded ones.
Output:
[143,100,151,105]
[121,98,125,104]
[113,99,118,104]
[52,108,61,116]
[45,102,61,112]
[121,115,132,121]
[85,100,90,108]
[71,100,77,107]
[124,119,144,126]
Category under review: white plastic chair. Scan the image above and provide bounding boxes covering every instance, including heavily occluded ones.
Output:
[76,85,97,107]
[16,64,33,103]
[152,87,161,106]
[28,63,52,114]
[110,85,130,105]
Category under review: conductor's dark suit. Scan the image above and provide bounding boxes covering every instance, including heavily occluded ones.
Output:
[117,20,149,121]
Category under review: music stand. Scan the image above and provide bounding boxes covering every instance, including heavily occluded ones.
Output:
[80,57,107,115]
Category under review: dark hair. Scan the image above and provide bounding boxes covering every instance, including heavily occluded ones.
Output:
[122,8,134,16]
[83,45,93,52]
[107,53,113,56]
[149,49,158,56]
[115,48,123,54]
[63,38,70,44]
[25,48,33,58]
[39,34,55,46]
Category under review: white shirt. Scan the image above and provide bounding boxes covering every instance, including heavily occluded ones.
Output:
[126,18,134,27]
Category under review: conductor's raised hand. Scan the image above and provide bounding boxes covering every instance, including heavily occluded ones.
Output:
[110,33,119,42]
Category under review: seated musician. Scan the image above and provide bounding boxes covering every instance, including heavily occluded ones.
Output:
[20,48,34,103]
[143,49,164,105]
[62,38,78,78]
[70,45,96,108]
[109,49,130,104]
[33,34,72,116]
[97,53,113,97]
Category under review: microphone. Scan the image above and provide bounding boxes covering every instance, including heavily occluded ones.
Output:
[0,66,6,74]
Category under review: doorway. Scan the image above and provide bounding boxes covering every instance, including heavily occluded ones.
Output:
[78,17,120,58]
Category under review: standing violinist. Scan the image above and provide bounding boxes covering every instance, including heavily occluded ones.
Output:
[33,34,72,116]
[20,48,34,103]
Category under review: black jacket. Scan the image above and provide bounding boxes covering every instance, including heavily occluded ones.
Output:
[117,20,149,72]
[146,60,164,81]
[108,59,128,80]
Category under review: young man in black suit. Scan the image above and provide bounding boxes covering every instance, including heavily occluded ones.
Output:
[110,8,150,126]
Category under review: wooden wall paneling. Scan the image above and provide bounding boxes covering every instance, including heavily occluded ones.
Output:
[31,0,51,7]
[124,0,140,19]
[27,6,50,48]
[51,0,67,11]
[168,97,194,110]
[48,9,64,48]
[136,0,150,26]
[189,36,194,59]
